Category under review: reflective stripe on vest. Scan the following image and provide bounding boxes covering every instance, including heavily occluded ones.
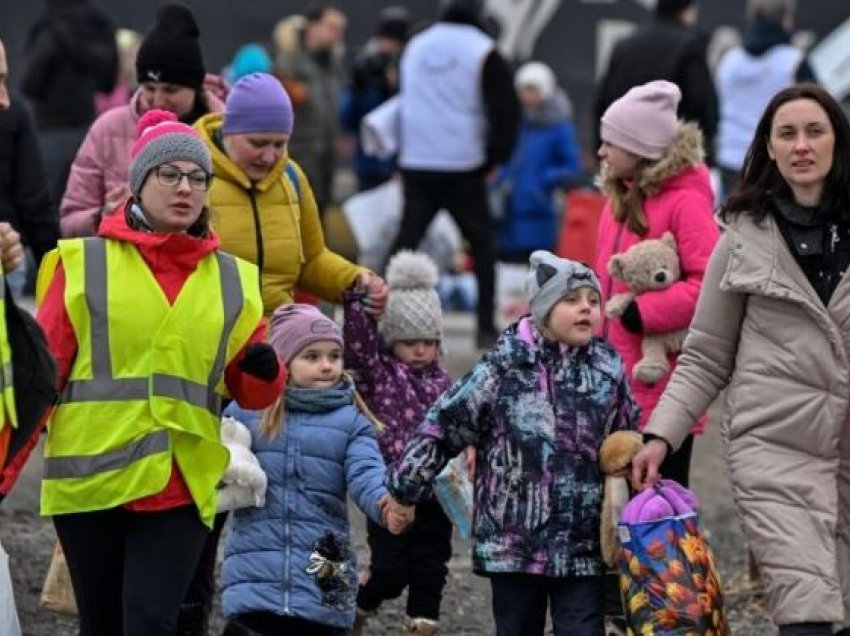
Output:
[42,238,262,526]
[0,275,16,429]
[56,239,243,417]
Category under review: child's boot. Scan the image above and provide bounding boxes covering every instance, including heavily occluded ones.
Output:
[348,608,375,636]
[403,616,439,634]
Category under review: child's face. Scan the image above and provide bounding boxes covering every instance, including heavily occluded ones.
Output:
[288,341,343,388]
[542,287,601,346]
[391,339,439,370]
[598,141,641,179]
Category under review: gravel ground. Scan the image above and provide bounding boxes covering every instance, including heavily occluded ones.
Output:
[0,317,774,635]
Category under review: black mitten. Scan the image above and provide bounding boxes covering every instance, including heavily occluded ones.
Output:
[238,343,280,381]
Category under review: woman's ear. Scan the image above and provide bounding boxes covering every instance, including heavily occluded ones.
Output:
[766,137,775,161]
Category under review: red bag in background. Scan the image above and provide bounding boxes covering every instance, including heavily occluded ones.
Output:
[555,188,606,267]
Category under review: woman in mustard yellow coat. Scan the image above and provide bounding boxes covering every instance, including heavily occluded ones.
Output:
[195,72,388,316]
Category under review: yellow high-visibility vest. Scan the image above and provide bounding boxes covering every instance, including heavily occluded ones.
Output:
[0,272,16,432]
[41,238,262,527]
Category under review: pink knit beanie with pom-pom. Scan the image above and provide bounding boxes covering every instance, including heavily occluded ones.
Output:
[129,109,212,196]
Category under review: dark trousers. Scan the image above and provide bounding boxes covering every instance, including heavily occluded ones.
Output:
[391,169,496,335]
[356,499,452,619]
[604,434,695,616]
[53,505,208,636]
[224,612,345,636]
[490,573,604,636]
[178,511,228,633]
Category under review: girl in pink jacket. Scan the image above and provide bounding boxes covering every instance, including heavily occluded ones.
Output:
[595,80,719,487]
[594,78,719,636]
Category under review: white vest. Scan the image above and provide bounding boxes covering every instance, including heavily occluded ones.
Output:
[716,44,803,171]
[399,23,494,171]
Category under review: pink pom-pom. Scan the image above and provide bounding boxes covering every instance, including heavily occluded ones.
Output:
[135,109,178,139]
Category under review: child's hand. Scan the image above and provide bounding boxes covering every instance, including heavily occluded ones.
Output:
[380,496,415,534]
[356,272,389,318]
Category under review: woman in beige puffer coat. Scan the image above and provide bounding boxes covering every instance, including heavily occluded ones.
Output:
[632,84,850,636]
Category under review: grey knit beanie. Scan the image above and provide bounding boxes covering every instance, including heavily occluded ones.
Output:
[129,109,212,197]
[379,251,443,346]
[527,251,601,327]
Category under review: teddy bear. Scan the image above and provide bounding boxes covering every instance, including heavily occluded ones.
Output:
[599,430,644,567]
[217,415,268,513]
[605,231,687,383]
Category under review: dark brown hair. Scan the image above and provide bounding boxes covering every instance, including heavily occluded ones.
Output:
[723,83,850,224]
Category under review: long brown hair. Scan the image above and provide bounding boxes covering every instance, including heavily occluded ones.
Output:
[259,371,384,438]
[607,161,651,235]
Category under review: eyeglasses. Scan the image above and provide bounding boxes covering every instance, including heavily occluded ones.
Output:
[155,165,211,191]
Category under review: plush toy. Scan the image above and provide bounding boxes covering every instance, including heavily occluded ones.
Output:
[606,231,687,383]
[599,430,644,567]
[217,416,268,513]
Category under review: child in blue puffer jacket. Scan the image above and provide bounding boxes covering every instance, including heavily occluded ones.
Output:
[388,253,640,636]
[221,304,412,636]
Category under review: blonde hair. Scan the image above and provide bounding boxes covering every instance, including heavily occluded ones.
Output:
[259,371,384,438]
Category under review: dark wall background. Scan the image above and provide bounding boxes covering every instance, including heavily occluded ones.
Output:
[2,1,848,153]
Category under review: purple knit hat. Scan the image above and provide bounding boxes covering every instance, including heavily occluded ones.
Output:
[600,80,681,160]
[269,304,343,364]
[222,72,294,136]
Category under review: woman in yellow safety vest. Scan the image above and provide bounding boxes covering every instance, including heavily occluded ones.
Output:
[36,109,286,636]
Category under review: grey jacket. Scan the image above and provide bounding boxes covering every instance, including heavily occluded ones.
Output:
[645,212,850,626]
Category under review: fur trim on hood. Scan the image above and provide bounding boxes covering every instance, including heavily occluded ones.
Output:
[598,122,705,198]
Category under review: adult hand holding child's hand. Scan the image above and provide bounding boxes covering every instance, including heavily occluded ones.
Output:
[356,271,389,317]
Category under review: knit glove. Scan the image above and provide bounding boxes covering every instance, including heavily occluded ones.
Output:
[238,343,281,381]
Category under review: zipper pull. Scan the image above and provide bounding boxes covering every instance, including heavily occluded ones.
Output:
[832,224,839,252]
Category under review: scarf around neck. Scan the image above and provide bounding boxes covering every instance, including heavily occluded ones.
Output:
[285,378,354,413]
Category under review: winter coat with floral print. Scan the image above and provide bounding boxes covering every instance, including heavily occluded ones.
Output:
[388,317,640,577]
[343,292,452,465]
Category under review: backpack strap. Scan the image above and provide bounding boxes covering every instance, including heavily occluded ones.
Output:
[284,162,301,203]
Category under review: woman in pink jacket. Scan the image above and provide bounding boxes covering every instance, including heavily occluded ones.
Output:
[595,80,719,486]
[60,4,227,238]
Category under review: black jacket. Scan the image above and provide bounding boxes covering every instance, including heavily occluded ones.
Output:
[19,0,117,129]
[0,99,60,263]
[594,15,718,164]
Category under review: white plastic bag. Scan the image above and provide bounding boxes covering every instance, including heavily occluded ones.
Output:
[0,536,22,635]
[434,456,474,539]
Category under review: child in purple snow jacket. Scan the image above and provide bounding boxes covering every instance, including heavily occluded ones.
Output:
[387,252,640,636]
[344,251,453,636]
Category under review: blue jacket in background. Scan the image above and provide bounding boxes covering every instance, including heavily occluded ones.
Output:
[495,90,582,256]
[340,42,400,191]
[221,398,388,630]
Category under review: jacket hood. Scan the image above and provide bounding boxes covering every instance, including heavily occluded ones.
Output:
[599,122,706,198]
[743,18,792,56]
[494,316,620,379]
[98,201,221,266]
[525,89,573,126]
[195,113,287,192]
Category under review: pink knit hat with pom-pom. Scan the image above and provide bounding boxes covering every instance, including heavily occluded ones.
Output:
[129,109,212,196]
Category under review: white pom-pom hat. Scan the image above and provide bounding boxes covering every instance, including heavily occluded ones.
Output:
[379,250,443,346]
